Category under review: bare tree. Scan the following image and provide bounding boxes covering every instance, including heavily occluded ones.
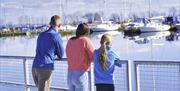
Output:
[151,11,159,17]
[110,13,120,23]
[169,7,177,16]
[94,12,101,21]
[83,13,94,23]
[129,13,139,20]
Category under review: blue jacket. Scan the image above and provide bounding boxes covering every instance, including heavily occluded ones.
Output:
[93,45,121,84]
[32,27,64,70]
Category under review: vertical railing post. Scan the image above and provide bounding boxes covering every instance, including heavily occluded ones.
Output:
[128,60,137,91]
[126,61,130,91]
[179,63,180,91]
[88,63,94,91]
[23,58,30,91]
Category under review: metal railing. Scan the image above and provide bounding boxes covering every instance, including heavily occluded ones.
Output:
[0,55,129,91]
[134,61,180,91]
[0,55,180,91]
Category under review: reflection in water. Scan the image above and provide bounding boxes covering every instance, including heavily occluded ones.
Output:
[90,31,121,39]
[166,31,180,41]
[0,30,180,61]
[134,38,150,44]
[124,31,180,44]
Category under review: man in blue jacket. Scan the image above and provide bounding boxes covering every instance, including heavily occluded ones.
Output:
[32,15,64,91]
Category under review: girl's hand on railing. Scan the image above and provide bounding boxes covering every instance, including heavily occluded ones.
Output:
[115,59,122,67]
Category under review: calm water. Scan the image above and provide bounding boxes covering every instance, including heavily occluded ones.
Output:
[0,30,180,91]
[0,31,180,61]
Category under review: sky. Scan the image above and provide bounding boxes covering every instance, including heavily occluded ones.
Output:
[0,0,180,25]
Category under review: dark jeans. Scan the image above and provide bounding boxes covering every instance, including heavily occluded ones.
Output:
[96,84,115,91]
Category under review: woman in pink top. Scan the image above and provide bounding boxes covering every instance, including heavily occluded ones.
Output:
[66,23,94,91]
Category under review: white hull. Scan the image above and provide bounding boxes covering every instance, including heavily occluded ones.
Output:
[61,25,77,31]
[125,22,144,30]
[92,27,117,32]
[92,24,119,32]
[176,24,180,30]
[139,25,170,32]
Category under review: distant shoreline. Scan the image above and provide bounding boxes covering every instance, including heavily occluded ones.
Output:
[0,30,75,38]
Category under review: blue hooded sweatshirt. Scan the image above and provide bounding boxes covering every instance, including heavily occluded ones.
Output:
[93,45,121,84]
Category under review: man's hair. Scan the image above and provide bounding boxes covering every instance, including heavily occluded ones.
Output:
[49,15,61,26]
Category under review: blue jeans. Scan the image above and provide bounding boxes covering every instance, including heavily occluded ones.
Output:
[67,70,89,91]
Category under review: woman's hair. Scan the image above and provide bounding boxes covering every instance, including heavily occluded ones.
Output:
[99,34,112,70]
[71,23,90,39]
[49,15,61,26]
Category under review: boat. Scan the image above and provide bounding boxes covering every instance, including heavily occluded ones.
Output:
[139,23,170,32]
[91,17,119,32]
[0,27,10,32]
[124,18,145,30]
[61,25,77,31]
[91,22,119,32]
[90,0,119,32]
[175,16,180,30]
[124,21,144,32]
[139,16,170,32]
[164,16,180,30]
[138,0,170,32]
[175,24,180,30]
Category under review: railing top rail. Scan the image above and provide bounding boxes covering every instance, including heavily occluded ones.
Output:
[134,60,180,64]
[0,55,180,63]
[0,55,67,61]
[0,55,128,63]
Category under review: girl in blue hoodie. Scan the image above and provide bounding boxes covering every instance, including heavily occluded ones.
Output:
[93,34,121,91]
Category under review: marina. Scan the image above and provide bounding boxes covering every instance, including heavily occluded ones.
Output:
[0,0,180,91]
[0,30,180,91]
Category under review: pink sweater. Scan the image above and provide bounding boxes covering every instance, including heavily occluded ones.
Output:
[66,37,94,71]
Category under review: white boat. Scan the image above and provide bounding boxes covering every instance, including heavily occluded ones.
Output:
[139,16,170,32]
[139,23,170,32]
[91,23,119,32]
[1,27,10,32]
[91,17,119,32]
[175,24,180,30]
[61,25,77,31]
[175,16,180,30]
[125,22,144,30]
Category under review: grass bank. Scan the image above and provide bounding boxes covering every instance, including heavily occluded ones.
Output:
[0,30,75,38]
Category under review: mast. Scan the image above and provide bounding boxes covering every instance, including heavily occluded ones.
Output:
[124,0,127,20]
[0,0,2,26]
[103,0,106,18]
[148,0,151,18]
[179,0,180,15]
[3,5,6,25]
[61,0,66,25]
[101,0,106,22]
[60,0,63,18]
[0,0,6,25]
[22,0,25,25]
[58,0,62,16]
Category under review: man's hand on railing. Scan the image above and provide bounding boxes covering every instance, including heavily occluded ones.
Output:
[55,56,67,61]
